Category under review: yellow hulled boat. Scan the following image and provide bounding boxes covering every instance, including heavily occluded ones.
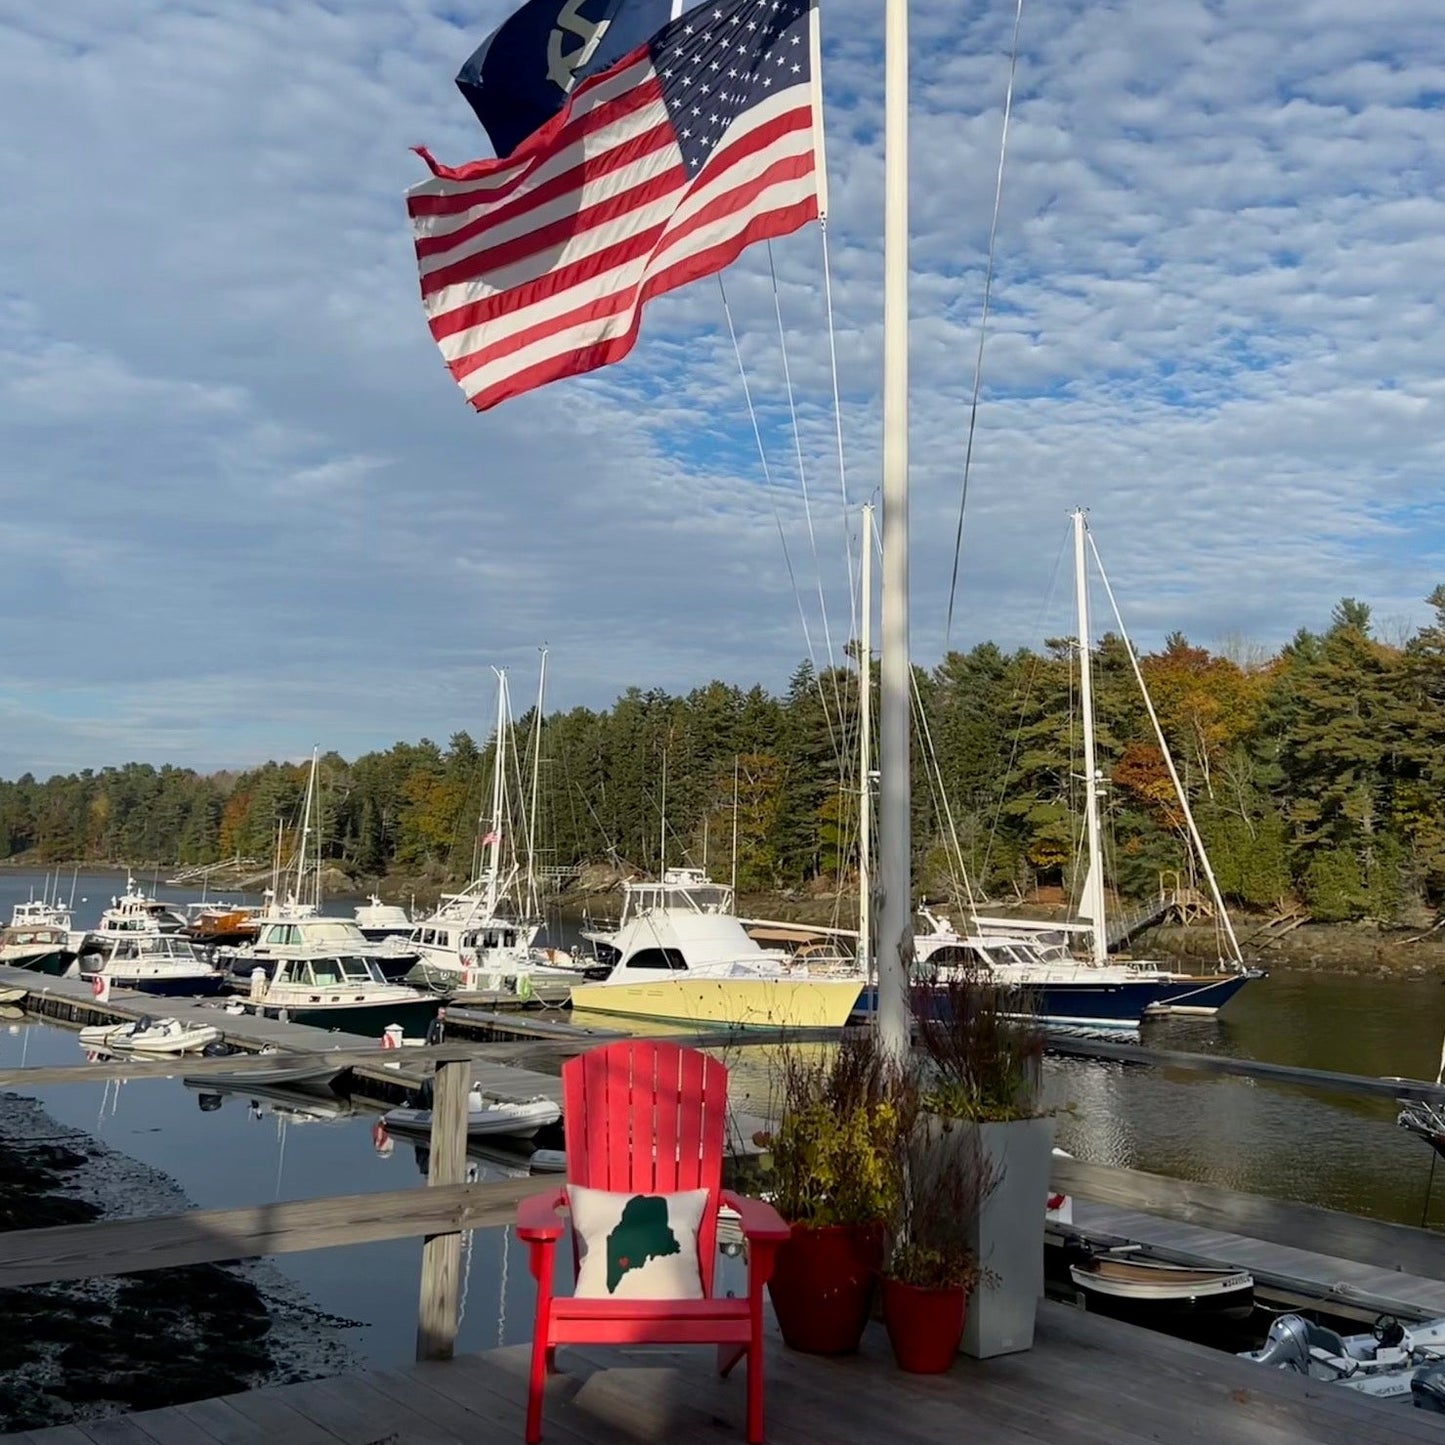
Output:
[569,901,862,1031]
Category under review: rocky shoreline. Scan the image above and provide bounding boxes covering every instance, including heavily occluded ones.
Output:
[0,1095,360,1433]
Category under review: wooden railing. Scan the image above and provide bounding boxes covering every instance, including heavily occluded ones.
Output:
[0,1044,518,1362]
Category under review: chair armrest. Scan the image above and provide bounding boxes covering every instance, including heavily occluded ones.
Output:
[720,1190,790,1242]
[517,1187,568,1242]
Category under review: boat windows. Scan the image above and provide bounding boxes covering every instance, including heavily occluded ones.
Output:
[626,948,688,971]
[309,958,344,985]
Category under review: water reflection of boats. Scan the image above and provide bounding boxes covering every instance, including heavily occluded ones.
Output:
[382,1088,560,1140]
[185,1078,358,1123]
[408,1137,535,1179]
[182,1057,347,1096]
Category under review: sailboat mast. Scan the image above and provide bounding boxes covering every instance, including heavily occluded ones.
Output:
[485,670,507,918]
[730,755,740,901]
[875,0,912,1057]
[525,647,548,917]
[859,502,874,993]
[1073,510,1108,966]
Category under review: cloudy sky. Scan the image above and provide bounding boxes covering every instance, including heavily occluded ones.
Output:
[2,0,1442,777]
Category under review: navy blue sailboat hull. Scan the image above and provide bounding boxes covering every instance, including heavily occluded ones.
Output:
[855,969,1260,1032]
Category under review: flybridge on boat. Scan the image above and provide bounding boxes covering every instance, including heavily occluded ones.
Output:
[582,867,734,965]
[70,875,188,959]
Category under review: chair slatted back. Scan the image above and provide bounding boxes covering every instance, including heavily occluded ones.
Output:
[563,1039,727,1293]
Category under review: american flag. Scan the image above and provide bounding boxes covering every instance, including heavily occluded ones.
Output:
[409,0,820,412]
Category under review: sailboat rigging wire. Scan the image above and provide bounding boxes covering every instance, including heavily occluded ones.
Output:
[909,662,977,913]
[943,0,1027,649]
[1086,531,1243,965]
[767,239,847,748]
[978,529,1069,889]
[819,217,857,635]
[717,272,841,763]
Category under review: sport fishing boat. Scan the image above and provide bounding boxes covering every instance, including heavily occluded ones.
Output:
[569,907,862,1030]
[237,954,441,1035]
[79,934,228,997]
[581,867,734,965]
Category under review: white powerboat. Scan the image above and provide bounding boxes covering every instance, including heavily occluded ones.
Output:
[238,954,441,1035]
[79,934,228,997]
[80,1016,222,1054]
[354,894,414,942]
[569,906,862,1030]
[382,1088,561,1140]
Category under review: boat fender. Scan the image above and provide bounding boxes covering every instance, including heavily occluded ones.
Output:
[91,974,111,1002]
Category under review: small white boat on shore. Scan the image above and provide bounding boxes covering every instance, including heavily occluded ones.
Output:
[79,1016,222,1055]
[382,1089,560,1140]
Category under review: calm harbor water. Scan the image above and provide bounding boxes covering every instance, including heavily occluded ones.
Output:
[1,868,1442,1368]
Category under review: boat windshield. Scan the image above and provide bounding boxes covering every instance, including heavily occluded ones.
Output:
[339,956,380,982]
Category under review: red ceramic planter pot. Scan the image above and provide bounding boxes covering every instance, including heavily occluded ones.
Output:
[881,1275,967,1373]
[767,1222,884,1355]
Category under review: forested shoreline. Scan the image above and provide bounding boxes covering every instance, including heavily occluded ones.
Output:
[3,591,1443,924]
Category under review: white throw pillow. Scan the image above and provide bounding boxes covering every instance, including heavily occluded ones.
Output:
[567,1184,709,1300]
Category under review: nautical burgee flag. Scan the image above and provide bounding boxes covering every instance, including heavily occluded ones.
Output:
[455,0,676,159]
[408,0,824,412]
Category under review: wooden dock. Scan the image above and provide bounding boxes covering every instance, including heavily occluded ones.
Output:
[1051,1157,1445,1324]
[0,967,567,1107]
[1064,1197,1445,1323]
[4,1301,1439,1444]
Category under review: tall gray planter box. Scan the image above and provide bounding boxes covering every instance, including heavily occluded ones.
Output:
[925,1113,1054,1359]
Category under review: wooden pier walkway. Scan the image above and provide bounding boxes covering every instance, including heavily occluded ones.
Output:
[1066,1197,1445,1323]
[0,968,567,1106]
[4,1302,1439,1444]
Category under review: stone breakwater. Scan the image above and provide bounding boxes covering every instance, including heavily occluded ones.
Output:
[0,1093,361,1433]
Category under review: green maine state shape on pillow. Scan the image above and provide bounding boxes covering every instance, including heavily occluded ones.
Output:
[567,1184,710,1300]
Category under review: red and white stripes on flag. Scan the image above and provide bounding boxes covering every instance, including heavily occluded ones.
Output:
[407,0,821,412]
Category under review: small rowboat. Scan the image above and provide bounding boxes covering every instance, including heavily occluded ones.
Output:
[382,1091,561,1141]
[79,1016,222,1055]
[1070,1252,1254,1320]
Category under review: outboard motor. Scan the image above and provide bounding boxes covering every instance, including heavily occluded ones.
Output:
[1245,1316,1313,1373]
[1412,1364,1445,1414]
[1244,1316,1353,1377]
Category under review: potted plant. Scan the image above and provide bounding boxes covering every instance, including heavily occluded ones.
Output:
[878,1064,990,1373]
[756,1031,902,1355]
[913,968,1051,1359]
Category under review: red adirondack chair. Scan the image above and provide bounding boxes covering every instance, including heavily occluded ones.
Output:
[516,1038,790,1444]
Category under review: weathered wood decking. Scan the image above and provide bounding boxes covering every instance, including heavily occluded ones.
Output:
[4,1302,1439,1444]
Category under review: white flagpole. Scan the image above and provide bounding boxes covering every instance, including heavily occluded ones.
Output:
[875,0,912,1059]
[808,0,830,221]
